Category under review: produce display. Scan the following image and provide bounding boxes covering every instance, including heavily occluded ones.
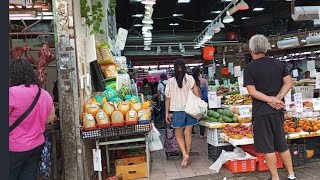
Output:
[223,124,253,139]
[224,94,252,106]
[283,117,320,133]
[82,85,153,130]
[201,109,237,123]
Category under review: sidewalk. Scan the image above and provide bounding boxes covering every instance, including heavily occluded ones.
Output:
[144,127,320,180]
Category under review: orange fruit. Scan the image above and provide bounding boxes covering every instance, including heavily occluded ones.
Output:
[295,127,302,132]
[312,125,318,132]
[289,128,296,133]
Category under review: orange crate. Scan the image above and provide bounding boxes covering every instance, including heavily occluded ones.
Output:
[242,145,284,171]
[115,156,147,180]
[224,158,257,173]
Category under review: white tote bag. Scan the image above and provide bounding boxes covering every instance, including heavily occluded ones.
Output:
[184,90,208,119]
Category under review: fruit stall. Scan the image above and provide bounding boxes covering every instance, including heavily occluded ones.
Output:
[201,77,320,173]
[81,41,153,180]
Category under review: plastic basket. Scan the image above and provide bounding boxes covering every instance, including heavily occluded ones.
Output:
[288,143,307,167]
[296,137,320,156]
[242,145,283,171]
[225,158,257,173]
[81,124,151,140]
[207,128,230,147]
[208,143,235,162]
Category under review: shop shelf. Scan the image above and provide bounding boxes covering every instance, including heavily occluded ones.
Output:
[81,123,151,140]
[241,145,284,171]
[208,143,235,162]
[207,128,230,147]
[224,158,257,173]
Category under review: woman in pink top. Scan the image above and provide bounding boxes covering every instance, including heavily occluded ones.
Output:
[9,59,56,180]
[165,59,200,167]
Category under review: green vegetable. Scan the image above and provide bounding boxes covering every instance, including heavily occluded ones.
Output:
[207,110,215,117]
[226,90,240,95]
[218,117,224,123]
[201,115,210,121]
[232,116,237,123]
[118,85,132,100]
[223,116,233,123]
[209,117,218,122]
[212,112,221,119]
[223,109,234,117]
[217,109,224,114]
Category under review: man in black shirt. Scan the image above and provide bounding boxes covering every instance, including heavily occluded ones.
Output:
[244,35,295,180]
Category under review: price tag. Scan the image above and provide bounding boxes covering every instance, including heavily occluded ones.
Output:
[310,69,317,78]
[284,90,292,110]
[307,60,316,71]
[234,66,241,77]
[313,98,320,111]
[316,73,320,89]
[239,105,252,118]
[214,79,220,86]
[208,91,221,108]
[292,69,298,78]
[238,76,249,95]
[93,149,102,172]
[228,63,234,75]
[294,93,303,113]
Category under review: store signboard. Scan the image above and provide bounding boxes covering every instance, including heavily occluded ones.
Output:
[93,149,102,172]
[313,98,320,111]
[294,93,303,113]
[208,91,221,108]
[284,90,292,110]
[239,105,252,118]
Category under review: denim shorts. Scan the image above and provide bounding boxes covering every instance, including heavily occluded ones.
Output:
[172,111,198,128]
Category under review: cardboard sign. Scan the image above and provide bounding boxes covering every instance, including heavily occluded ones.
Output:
[115,28,128,53]
[310,69,317,78]
[313,98,320,111]
[239,105,252,118]
[238,76,249,95]
[293,86,314,99]
[294,93,303,113]
[93,149,102,172]
[208,91,221,108]
[292,69,298,78]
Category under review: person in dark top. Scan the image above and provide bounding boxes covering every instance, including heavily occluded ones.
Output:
[244,35,295,180]
[304,71,310,79]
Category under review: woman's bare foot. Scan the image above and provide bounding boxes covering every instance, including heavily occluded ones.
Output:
[181,155,189,167]
[200,135,205,139]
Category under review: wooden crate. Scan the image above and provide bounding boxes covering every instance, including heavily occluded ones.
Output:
[115,156,147,180]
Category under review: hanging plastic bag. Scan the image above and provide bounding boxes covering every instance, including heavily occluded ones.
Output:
[102,86,118,101]
[209,147,257,173]
[148,123,163,152]
[184,90,208,119]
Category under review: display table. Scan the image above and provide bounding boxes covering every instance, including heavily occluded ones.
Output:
[199,121,251,129]
[95,135,150,180]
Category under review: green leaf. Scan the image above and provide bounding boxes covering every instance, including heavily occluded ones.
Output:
[97,1,103,8]
[99,29,104,34]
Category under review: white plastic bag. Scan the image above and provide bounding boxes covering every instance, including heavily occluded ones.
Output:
[148,123,163,152]
[209,147,256,173]
[184,90,208,119]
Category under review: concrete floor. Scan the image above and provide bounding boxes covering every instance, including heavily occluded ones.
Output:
[137,126,320,180]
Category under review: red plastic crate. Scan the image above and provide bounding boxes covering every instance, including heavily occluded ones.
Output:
[224,158,257,173]
[242,145,284,171]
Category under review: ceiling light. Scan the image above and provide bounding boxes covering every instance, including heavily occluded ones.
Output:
[142,0,156,5]
[173,14,184,17]
[211,10,222,14]
[10,16,54,20]
[143,33,152,37]
[142,30,152,35]
[212,23,221,33]
[221,0,232,2]
[203,20,213,23]
[142,24,153,30]
[144,46,151,50]
[132,14,144,18]
[142,17,154,24]
[169,23,179,26]
[144,41,152,45]
[241,17,251,20]
[145,4,153,10]
[144,37,152,41]
[217,18,225,28]
[253,7,264,11]
[237,0,249,10]
[156,46,161,55]
[203,31,214,40]
[178,0,190,3]
[130,0,142,2]
[223,11,234,23]
[134,24,143,27]
[145,8,154,16]
[194,46,201,49]
[179,43,185,53]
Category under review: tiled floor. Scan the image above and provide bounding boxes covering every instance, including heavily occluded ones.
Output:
[138,127,229,180]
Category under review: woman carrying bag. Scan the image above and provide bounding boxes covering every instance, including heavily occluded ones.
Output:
[165,59,201,167]
[9,59,56,180]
